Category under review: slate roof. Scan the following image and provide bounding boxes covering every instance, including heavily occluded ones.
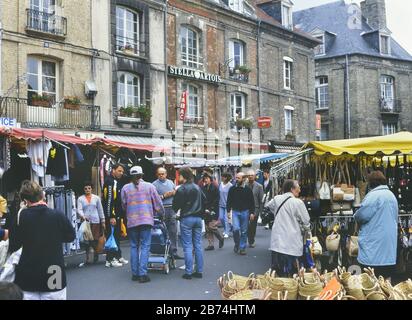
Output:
[293,0,412,61]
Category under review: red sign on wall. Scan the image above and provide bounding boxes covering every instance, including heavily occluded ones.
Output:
[257,117,272,129]
[179,91,188,121]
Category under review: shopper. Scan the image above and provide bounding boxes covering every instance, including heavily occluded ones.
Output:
[0,282,23,300]
[247,170,264,248]
[202,172,224,251]
[354,171,398,279]
[121,166,164,283]
[9,180,76,300]
[219,172,233,238]
[266,179,311,277]
[153,167,182,260]
[262,169,273,230]
[102,163,128,267]
[172,167,205,280]
[226,172,255,255]
[77,182,105,265]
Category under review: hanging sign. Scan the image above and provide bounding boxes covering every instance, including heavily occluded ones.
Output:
[257,117,272,129]
[179,91,188,121]
[0,118,17,127]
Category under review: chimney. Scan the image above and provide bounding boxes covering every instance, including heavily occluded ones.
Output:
[360,0,387,30]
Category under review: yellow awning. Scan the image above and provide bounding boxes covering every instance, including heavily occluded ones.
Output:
[303,131,412,156]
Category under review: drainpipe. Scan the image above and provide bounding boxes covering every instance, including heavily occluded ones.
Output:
[164,0,169,128]
[345,54,351,138]
[0,21,3,96]
[257,19,262,144]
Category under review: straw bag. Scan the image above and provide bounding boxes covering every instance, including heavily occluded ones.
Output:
[393,279,412,300]
[346,233,359,257]
[228,289,272,300]
[326,232,340,252]
[297,270,323,300]
[311,237,323,256]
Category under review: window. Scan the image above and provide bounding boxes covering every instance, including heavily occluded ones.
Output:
[230,92,246,124]
[117,72,140,109]
[283,58,293,90]
[320,125,329,141]
[284,107,294,135]
[180,26,201,69]
[382,123,396,136]
[229,0,243,13]
[380,35,390,55]
[315,76,329,109]
[282,4,293,30]
[229,40,244,69]
[30,0,55,13]
[380,75,394,110]
[182,83,201,122]
[314,35,325,55]
[116,7,139,55]
[27,56,57,103]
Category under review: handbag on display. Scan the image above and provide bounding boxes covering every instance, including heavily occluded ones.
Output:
[353,188,361,207]
[326,232,341,252]
[331,202,352,212]
[346,235,359,257]
[311,236,323,256]
[319,164,331,200]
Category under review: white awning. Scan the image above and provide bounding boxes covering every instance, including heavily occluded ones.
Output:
[105,134,181,152]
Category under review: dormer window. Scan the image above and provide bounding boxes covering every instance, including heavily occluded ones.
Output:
[281,3,293,30]
[380,34,390,55]
[229,0,243,13]
[314,34,325,55]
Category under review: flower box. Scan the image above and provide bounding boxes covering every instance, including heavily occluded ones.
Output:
[31,100,51,107]
[64,103,80,110]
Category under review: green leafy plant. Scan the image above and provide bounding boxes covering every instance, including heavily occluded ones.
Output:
[236,118,252,129]
[137,105,152,122]
[32,93,52,102]
[237,65,251,74]
[64,96,81,105]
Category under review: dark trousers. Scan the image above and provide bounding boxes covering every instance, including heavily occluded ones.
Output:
[271,251,300,277]
[105,218,122,261]
[205,219,224,247]
[359,264,396,279]
[164,207,178,254]
[248,213,259,245]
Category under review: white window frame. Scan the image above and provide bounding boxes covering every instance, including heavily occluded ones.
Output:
[315,76,329,110]
[382,123,396,136]
[30,0,56,13]
[281,3,293,30]
[229,40,244,69]
[117,72,141,109]
[229,0,243,13]
[180,26,202,69]
[380,75,394,110]
[314,34,325,56]
[283,57,293,90]
[379,34,391,55]
[230,92,246,122]
[284,106,294,135]
[27,56,58,103]
[182,83,201,122]
[116,6,140,55]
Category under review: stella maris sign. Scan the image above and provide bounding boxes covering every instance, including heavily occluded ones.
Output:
[168,66,222,84]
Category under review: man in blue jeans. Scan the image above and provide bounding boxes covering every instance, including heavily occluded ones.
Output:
[173,166,206,280]
[121,166,164,283]
[226,172,255,255]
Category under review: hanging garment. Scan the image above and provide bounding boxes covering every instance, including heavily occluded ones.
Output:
[27,140,52,178]
[53,149,70,182]
[100,156,107,189]
[46,144,68,177]
[72,144,84,163]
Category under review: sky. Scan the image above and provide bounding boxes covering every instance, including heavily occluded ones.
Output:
[292,0,412,55]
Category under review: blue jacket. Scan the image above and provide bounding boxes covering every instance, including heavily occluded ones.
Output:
[354,185,398,266]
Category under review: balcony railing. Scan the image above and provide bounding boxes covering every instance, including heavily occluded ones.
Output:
[115,35,146,57]
[26,9,67,37]
[0,97,100,130]
[380,98,402,114]
[184,116,204,126]
[228,68,249,82]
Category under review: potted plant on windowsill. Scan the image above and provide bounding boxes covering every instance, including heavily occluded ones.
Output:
[31,93,52,107]
[137,105,151,123]
[63,96,81,110]
[238,65,251,74]
[236,118,253,131]
[122,44,135,55]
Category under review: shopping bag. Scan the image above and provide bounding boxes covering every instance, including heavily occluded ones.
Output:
[104,226,118,252]
[346,236,358,257]
[319,182,331,200]
[120,219,127,238]
[95,235,106,254]
[0,248,22,282]
[79,221,94,242]
[311,237,323,256]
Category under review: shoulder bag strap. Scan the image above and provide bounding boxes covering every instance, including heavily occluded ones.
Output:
[273,196,292,223]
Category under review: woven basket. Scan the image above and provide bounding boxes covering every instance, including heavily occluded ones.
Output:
[229,289,272,300]
[393,279,412,300]
[360,273,383,299]
[326,232,341,252]
[345,275,366,300]
[365,291,387,301]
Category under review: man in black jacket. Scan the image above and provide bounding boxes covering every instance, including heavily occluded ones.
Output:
[102,164,128,267]
[201,172,224,251]
[173,167,205,280]
[9,180,75,300]
[226,172,255,255]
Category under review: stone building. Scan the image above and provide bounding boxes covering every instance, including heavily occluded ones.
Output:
[166,0,319,157]
[294,0,412,140]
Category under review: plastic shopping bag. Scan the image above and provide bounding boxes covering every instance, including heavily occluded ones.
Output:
[0,248,22,282]
[104,226,118,252]
[79,221,93,242]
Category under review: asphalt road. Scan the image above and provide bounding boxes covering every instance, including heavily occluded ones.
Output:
[66,226,272,300]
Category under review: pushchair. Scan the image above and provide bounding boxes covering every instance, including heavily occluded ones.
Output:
[148,218,176,274]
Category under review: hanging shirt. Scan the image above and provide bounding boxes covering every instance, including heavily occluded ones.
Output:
[27,140,52,178]
[46,144,68,177]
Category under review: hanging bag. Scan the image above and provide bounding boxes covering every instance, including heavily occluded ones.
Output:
[326,232,341,252]
[104,226,119,252]
[319,164,331,200]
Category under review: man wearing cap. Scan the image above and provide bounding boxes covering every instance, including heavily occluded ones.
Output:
[121,166,165,283]
[153,167,182,260]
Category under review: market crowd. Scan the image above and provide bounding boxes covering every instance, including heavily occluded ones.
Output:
[0,163,399,300]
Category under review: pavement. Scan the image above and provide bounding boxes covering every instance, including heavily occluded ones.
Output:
[66,226,272,300]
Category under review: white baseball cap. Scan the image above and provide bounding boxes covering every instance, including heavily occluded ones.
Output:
[130,166,143,176]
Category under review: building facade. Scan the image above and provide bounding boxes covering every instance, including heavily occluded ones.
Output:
[294,0,412,140]
[166,0,318,157]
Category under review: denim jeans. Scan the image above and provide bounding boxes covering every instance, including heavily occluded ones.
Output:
[180,216,204,275]
[128,225,152,277]
[232,210,249,250]
[219,207,229,234]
